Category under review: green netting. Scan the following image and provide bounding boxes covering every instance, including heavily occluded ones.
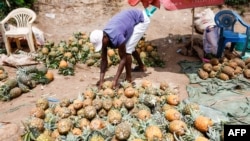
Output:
[179,60,250,124]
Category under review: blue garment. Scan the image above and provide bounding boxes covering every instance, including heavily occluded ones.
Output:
[103,9,144,48]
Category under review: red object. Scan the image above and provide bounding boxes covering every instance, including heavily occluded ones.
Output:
[162,0,224,11]
[128,0,160,8]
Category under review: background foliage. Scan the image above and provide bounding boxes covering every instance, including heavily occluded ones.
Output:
[0,0,37,20]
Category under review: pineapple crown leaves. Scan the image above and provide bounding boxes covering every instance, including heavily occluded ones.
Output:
[206,126,221,141]
[151,112,169,129]
[128,127,147,140]
[176,127,200,141]
[0,85,11,101]
[77,92,84,101]
[206,122,224,141]
[80,126,92,140]
[60,132,82,141]
[58,67,75,76]
[21,121,37,141]
[86,130,105,141]
[119,106,129,117]
[99,123,116,138]
[68,116,81,128]
[139,93,157,108]
[119,80,134,89]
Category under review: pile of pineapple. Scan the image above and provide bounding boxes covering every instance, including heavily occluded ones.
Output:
[0,64,54,101]
[0,65,8,81]
[21,80,224,141]
[35,32,165,76]
[198,57,250,80]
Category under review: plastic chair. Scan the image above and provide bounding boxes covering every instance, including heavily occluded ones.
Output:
[0,8,37,55]
[214,10,250,58]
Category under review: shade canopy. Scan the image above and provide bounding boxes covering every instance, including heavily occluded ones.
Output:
[128,0,224,10]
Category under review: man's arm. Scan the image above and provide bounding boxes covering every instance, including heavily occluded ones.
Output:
[113,42,127,88]
[99,45,108,89]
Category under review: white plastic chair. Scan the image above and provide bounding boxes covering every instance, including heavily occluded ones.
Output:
[0,8,37,55]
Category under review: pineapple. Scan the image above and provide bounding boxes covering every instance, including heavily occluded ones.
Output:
[89,134,105,141]
[57,107,71,118]
[83,89,95,99]
[30,107,45,119]
[90,118,105,130]
[198,68,209,80]
[166,94,180,106]
[136,109,151,121]
[84,105,97,120]
[98,108,108,118]
[159,81,169,90]
[165,108,181,121]
[124,97,135,110]
[169,120,187,136]
[195,136,209,141]
[29,117,45,132]
[124,87,135,98]
[102,97,113,111]
[9,87,22,99]
[112,97,123,109]
[71,128,82,136]
[164,132,174,141]
[142,94,157,108]
[141,79,152,89]
[218,73,229,81]
[92,97,103,111]
[194,115,213,132]
[221,66,234,77]
[82,98,93,107]
[36,132,54,141]
[57,118,73,135]
[210,58,219,65]
[202,63,212,72]
[103,88,115,98]
[59,98,71,107]
[102,80,113,89]
[115,122,131,140]
[145,125,163,141]
[79,118,90,130]
[73,99,83,110]
[108,109,122,125]
[4,78,18,89]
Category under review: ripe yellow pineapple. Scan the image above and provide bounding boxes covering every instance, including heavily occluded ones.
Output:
[115,122,131,140]
[165,108,181,121]
[108,109,122,125]
[194,115,213,132]
[145,125,163,141]
[57,118,73,135]
[84,106,97,120]
[169,120,187,136]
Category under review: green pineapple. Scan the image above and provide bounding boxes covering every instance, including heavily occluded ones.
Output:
[4,78,18,89]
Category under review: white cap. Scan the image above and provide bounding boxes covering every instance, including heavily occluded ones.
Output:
[89,30,103,52]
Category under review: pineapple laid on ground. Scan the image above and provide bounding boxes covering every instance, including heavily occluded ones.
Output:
[36,98,49,110]
[115,122,131,140]
[194,115,213,133]
[145,125,163,141]
[108,109,122,125]
[169,120,187,136]
[57,118,73,135]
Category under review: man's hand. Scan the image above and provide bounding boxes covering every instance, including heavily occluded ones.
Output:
[96,80,103,89]
[112,80,119,90]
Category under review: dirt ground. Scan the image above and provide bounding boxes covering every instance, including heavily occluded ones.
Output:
[0,1,250,140]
